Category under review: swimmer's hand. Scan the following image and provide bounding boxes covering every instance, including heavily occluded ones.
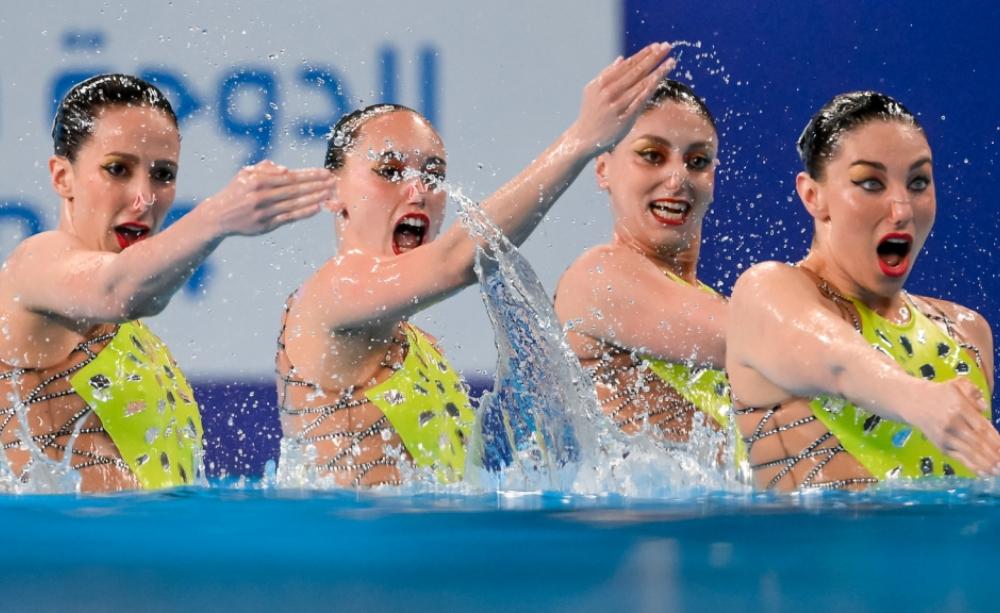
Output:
[568,42,677,154]
[201,160,335,237]
[908,377,1000,477]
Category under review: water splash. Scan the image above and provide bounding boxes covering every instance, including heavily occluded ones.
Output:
[272,168,744,496]
[0,380,82,494]
[442,183,745,497]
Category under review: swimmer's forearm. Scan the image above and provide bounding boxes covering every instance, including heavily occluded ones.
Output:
[730,262,923,420]
[92,207,224,319]
[81,164,329,321]
[818,341,927,423]
[478,125,594,247]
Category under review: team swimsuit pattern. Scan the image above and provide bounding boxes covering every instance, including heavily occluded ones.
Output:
[590,348,712,439]
[275,301,412,487]
[0,326,130,479]
[734,276,983,490]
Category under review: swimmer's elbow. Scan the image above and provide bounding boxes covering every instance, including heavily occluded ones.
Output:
[106,290,170,321]
[438,241,480,289]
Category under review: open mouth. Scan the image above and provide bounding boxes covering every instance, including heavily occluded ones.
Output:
[876,232,912,278]
[649,199,690,226]
[392,213,429,255]
[114,222,151,250]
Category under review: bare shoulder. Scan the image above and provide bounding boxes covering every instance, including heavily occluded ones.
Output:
[295,252,368,306]
[1,231,83,299]
[731,261,811,303]
[558,244,620,281]
[554,244,618,302]
[913,294,993,352]
[4,231,82,268]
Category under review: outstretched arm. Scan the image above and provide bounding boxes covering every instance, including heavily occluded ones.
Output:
[9,161,333,324]
[727,262,1000,476]
[556,246,727,367]
[312,43,677,333]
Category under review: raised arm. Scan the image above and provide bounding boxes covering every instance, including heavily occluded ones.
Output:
[311,43,677,332]
[466,43,676,248]
[555,246,726,367]
[7,162,332,324]
[727,262,1000,476]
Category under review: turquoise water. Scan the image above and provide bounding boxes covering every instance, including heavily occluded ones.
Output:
[4,483,999,611]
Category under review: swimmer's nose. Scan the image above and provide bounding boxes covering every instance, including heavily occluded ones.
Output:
[404,176,429,202]
[131,189,156,213]
[662,169,686,191]
[888,196,914,226]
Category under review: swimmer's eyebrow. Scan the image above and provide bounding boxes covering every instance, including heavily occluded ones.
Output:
[634,134,715,151]
[375,151,446,169]
[850,160,887,171]
[375,150,406,163]
[850,158,932,171]
[106,152,177,169]
[105,151,141,162]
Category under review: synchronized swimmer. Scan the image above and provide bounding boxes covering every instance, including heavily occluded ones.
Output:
[0,45,996,492]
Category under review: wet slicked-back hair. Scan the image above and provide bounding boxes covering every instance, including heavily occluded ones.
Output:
[324,103,423,170]
[645,78,716,132]
[52,73,178,162]
[797,91,923,180]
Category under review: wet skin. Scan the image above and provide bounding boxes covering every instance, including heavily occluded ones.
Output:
[727,119,1000,487]
[556,100,728,445]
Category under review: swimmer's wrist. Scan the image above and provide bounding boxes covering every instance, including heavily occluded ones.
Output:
[560,123,593,155]
[187,200,232,243]
[883,376,936,426]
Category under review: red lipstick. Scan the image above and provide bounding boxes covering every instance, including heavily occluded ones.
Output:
[649,198,690,226]
[114,222,151,250]
[391,212,430,255]
[876,232,913,278]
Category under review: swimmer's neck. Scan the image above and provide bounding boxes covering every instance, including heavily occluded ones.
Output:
[799,252,909,320]
[611,230,700,284]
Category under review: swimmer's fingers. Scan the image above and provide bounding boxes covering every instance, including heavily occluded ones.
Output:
[955,377,991,414]
[255,176,336,209]
[939,408,1000,477]
[260,187,333,222]
[618,58,677,118]
[954,380,1000,471]
[941,429,1000,477]
[243,166,333,190]
[265,202,324,229]
[594,44,647,87]
[960,408,1000,473]
[605,42,671,96]
[205,166,333,236]
[574,42,671,153]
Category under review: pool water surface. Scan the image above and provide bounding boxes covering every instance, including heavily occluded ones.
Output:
[3,483,998,612]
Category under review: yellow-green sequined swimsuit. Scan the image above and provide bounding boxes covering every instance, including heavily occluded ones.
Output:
[736,272,990,489]
[0,321,202,490]
[276,301,475,486]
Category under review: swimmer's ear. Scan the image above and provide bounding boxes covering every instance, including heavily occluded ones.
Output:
[322,173,346,216]
[49,155,74,200]
[322,196,345,215]
[796,171,828,221]
[595,154,610,191]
